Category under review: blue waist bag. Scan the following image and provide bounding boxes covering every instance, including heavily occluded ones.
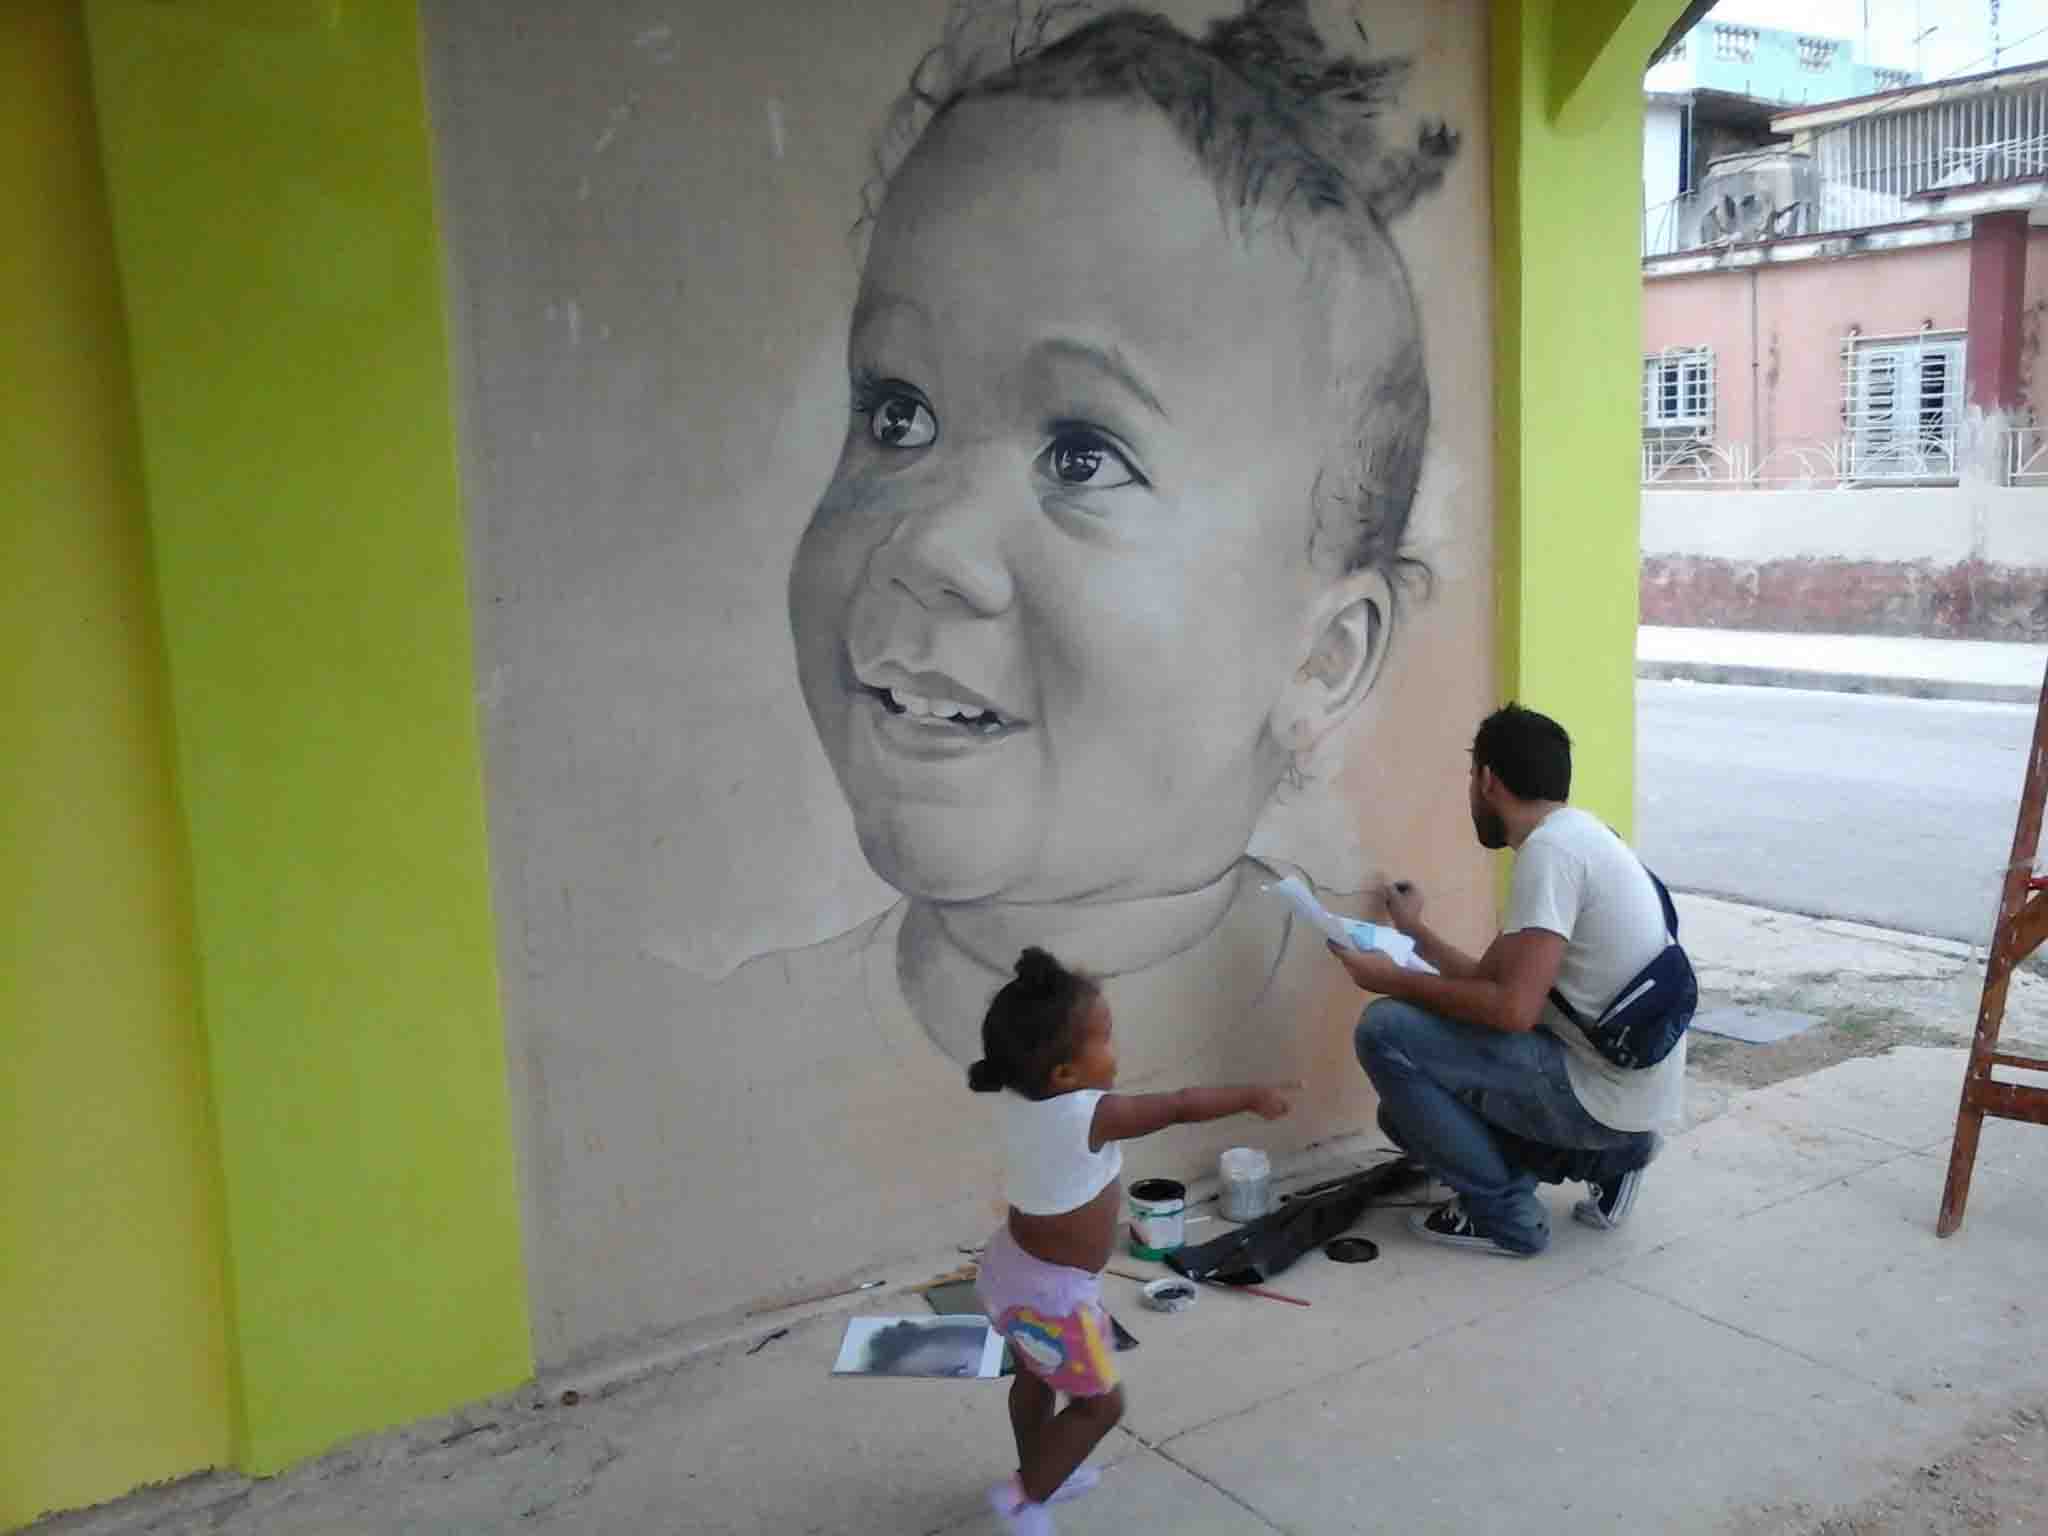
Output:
[1547,866,1697,1071]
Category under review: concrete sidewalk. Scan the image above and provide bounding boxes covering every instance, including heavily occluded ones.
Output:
[1638,626,2048,704]
[37,899,2048,1536]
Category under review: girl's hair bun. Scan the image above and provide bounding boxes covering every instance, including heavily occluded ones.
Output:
[972,947,1099,1099]
[966,1057,1006,1093]
[1014,946,1060,989]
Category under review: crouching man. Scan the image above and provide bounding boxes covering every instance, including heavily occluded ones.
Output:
[1331,704,1693,1258]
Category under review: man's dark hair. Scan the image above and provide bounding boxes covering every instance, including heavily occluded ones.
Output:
[1471,704,1571,803]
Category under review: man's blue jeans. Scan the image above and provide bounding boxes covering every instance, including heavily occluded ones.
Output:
[1354,998,1658,1255]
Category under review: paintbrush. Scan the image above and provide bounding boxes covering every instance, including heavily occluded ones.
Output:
[745,1278,887,1316]
[1234,1284,1312,1308]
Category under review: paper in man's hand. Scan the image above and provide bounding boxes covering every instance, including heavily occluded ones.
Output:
[1264,874,1436,973]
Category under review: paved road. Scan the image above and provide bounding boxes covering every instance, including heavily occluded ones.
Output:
[1635,681,2037,943]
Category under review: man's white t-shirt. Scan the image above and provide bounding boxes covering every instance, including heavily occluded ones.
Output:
[1504,807,1685,1132]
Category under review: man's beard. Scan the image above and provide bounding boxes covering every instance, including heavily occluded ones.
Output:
[1472,805,1508,850]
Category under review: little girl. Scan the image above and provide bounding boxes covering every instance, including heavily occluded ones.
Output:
[969,947,1295,1534]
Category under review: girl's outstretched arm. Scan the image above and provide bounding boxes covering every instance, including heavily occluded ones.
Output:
[1089,1082,1297,1149]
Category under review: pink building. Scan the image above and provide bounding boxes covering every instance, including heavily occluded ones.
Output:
[1645,231,2048,475]
[1640,64,2048,640]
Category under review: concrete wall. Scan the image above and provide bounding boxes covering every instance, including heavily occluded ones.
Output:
[424,0,1498,1369]
[1641,487,2048,638]
[1644,98,1683,205]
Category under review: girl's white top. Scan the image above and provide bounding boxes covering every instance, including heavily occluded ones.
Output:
[999,1088,1124,1215]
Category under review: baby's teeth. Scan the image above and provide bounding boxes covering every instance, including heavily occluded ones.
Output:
[878,685,1010,729]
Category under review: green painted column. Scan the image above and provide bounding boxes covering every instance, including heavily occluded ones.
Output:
[2,5,232,1522]
[84,0,530,1474]
[1491,0,1681,837]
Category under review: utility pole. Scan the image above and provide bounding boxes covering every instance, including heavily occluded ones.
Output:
[1991,0,2002,68]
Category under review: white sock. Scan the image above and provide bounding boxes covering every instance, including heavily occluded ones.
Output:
[987,1477,1055,1535]
[1046,1465,1101,1505]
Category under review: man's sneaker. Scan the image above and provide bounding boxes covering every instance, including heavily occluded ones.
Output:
[1573,1133,1662,1230]
[1407,1199,1536,1258]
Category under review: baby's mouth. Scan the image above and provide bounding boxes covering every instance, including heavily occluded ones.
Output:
[866,684,1020,737]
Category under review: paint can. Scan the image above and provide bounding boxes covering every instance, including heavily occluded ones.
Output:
[1126,1178,1186,1259]
[1218,1147,1272,1222]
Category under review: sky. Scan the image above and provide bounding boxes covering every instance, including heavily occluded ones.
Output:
[1701,0,2048,79]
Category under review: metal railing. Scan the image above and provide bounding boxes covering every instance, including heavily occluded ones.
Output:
[1642,194,1698,258]
[2009,425,2048,485]
[1809,78,2048,235]
[1641,434,1960,488]
[1643,427,2048,488]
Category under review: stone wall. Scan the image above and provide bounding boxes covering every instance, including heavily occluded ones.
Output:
[1641,486,2048,640]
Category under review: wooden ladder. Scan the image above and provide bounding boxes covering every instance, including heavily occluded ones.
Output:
[1937,658,2048,1237]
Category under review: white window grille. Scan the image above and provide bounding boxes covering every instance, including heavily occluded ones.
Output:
[1643,348,1716,431]
[1798,37,1838,73]
[1842,332,1965,481]
[1809,77,2048,234]
[2008,425,2048,485]
[1714,24,1758,64]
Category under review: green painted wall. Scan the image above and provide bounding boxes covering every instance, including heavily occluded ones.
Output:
[1492,0,1677,837]
[0,5,233,1525]
[84,0,531,1476]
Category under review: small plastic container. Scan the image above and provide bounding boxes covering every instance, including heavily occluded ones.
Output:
[1218,1147,1272,1222]
[1140,1276,1199,1313]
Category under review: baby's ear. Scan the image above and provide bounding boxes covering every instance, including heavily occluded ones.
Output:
[1270,568,1393,753]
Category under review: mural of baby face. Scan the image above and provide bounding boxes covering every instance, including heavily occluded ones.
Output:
[790,94,1392,907]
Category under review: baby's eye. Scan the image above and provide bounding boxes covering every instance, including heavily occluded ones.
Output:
[1037,427,1146,491]
[867,393,937,450]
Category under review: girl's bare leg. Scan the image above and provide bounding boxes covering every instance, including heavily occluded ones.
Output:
[1018,1386,1124,1505]
[1007,1370,1055,1472]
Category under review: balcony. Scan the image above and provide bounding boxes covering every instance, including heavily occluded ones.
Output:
[1808,75,2048,235]
[1644,72,2048,258]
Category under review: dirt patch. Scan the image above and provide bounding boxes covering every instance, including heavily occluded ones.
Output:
[1676,932,2048,1099]
[1687,1006,1961,1093]
[1742,1403,2048,1535]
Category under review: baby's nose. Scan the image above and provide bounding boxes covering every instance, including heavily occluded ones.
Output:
[869,459,1017,617]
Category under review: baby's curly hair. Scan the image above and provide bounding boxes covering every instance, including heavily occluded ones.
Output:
[860,0,1459,589]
